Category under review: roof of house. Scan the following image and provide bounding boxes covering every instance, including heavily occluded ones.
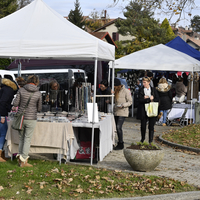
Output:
[171,26,200,48]
[187,37,200,47]
[90,32,117,48]
[93,17,123,32]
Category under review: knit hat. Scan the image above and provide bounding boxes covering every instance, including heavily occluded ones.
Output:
[114,78,121,86]
[147,71,153,78]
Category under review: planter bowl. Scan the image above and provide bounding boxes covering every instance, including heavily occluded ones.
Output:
[123,148,164,172]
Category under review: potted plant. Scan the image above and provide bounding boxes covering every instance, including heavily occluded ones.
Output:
[123,142,164,172]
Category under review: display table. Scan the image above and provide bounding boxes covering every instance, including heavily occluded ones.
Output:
[71,114,116,161]
[5,114,116,163]
[168,104,195,121]
[6,121,74,159]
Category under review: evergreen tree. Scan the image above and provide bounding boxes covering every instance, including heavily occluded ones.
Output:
[0,0,18,69]
[68,0,85,29]
[0,0,18,18]
[115,1,173,44]
[115,1,176,58]
[191,15,200,33]
[161,18,175,37]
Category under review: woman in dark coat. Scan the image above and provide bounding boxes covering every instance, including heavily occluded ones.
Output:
[137,76,159,143]
[0,78,18,162]
[156,78,172,126]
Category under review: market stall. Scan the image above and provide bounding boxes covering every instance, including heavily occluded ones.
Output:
[0,0,115,165]
[112,44,200,122]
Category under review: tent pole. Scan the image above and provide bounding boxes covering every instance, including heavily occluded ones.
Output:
[18,61,21,77]
[111,61,115,114]
[190,67,194,124]
[90,58,98,165]
[108,66,111,87]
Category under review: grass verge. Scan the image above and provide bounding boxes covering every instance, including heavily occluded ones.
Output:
[0,159,198,199]
[162,124,200,149]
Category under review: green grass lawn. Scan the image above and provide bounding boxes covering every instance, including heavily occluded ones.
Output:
[0,159,198,199]
[162,124,200,149]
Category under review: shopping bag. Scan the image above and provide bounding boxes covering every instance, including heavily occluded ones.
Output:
[11,112,24,131]
[145,102,159,117]
[76,141,95,159]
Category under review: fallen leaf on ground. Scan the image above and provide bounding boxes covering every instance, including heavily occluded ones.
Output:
[75,188,83,193]
[51,168,59,173]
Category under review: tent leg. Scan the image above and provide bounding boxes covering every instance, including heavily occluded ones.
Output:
[132,92,134,118]
[90,58,98,165]
[18,61,22,77]
[111,61,115,114]
[108,67,111,86]
[190,68,194,124]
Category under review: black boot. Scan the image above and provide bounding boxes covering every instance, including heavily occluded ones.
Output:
[149,131,154,143]
[114,142,124,150]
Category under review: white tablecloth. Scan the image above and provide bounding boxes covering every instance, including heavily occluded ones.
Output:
[6,115,116,162]
[71,114,116,161]
[168,108,195,121]
[6,121,74,157]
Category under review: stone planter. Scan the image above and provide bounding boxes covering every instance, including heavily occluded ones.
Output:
[123,148,164,172]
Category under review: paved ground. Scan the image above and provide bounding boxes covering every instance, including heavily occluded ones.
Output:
[97,117,200,188]
[30,113,200,199]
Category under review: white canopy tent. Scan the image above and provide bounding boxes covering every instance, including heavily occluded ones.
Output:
[0,0,115,165]
[114,44,200,71]
[111,44,200,122]
[0,0,114,61]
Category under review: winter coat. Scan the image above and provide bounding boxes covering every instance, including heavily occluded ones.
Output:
[156,83,172,111]
[114,85,132,117]
[13,84,42,120]
[175,82,187,97]
[137,86,159,120]
[0,78,18,117]
[96,86,111,113]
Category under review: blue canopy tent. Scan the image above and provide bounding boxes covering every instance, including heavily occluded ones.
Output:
[166,36,200,61]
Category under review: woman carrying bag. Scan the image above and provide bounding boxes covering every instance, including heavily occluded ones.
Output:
[13,75,42,167]
[137,76,159,144]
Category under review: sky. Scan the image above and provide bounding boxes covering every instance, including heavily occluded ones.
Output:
[43,0,200,28]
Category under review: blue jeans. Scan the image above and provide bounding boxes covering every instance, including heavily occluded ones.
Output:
[114,116,125,143]
[160,110,168,124]
[0,118,8,150]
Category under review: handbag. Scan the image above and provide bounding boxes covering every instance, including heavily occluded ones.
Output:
[145,102,159,117]
[11,93,34,131]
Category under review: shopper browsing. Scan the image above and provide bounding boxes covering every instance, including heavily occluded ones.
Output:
[13,75,42,167]
[113,78,132,150]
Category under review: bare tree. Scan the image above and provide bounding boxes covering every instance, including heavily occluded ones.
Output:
[112,0,197,24]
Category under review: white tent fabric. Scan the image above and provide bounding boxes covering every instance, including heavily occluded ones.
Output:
[114,44,200,71]
[0,0,115,61]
